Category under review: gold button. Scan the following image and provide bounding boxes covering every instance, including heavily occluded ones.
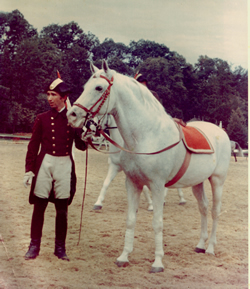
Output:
[53,151,56,154]
[66,152,69,155]
[67,131,69,133]
[51,123,54,125]
[66,145,69,148]
[53,144,55,147]
[51,117,54,120]
[52,129,55,132]
[52,137,55,140]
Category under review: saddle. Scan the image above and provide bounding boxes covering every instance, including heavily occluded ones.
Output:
[173,118,214,154]
[165,119,214,187]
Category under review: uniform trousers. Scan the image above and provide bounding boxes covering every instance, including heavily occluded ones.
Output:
[34,154,72,199]
[31,154,71,242]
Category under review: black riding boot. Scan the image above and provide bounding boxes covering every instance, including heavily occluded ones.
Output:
[25,238,41,260]
[54,199,69,261]
[25,197,48,260]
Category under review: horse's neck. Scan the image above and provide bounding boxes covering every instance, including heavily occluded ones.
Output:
[111,76,177,149]
[108,115,124,148]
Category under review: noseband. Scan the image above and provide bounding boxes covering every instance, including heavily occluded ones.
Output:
[73,75,114,120]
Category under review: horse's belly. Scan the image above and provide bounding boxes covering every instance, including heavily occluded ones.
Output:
[171,154,217,188]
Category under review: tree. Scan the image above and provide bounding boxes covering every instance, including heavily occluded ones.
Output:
[135,56,193,120]
[40,22,98,52]
[40,22,99,100]
[0,10,37,54]
[227,108,248,147]
[0,37,60,132]
[92,38,129,62]
[193,56,239,126]
[128,39,170,68]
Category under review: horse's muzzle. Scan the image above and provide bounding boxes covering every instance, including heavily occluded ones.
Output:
[67,107,86,128]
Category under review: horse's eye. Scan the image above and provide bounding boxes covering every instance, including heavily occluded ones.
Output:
[95,86,102,91]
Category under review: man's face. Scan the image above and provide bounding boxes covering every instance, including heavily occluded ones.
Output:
[47,90,66,111]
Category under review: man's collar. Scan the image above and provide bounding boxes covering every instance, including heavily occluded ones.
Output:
[58,106,66,113]
[51,106,67,118]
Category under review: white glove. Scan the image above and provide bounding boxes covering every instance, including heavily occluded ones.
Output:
[23,171,35,188]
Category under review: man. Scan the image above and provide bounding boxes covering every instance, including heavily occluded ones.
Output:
[23,74,87,261]
[135,73,161,101]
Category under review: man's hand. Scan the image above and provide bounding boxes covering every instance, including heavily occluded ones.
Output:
[23,171,35,188]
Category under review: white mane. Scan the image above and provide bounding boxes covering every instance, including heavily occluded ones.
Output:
[114,72,168,118]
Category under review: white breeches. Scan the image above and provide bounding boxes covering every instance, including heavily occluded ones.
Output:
[34,154,72,199]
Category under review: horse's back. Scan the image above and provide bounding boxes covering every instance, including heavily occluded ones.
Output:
[187,121,231,166]
[187,121,230,146]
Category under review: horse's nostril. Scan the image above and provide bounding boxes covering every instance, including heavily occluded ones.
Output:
[72,112,76,117]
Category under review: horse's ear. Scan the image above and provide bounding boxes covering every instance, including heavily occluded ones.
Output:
[90,62,99,75]
[102,60,110,74]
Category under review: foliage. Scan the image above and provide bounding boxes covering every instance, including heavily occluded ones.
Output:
[0,9,248,147]
[227,108,248,148]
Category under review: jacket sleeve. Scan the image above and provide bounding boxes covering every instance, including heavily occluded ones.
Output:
[74,128,88,151]
[25,116,42,173]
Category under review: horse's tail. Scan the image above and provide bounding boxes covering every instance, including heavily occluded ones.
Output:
[235,142,244,157]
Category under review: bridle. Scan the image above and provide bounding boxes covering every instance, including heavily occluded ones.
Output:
[73,75,114,124]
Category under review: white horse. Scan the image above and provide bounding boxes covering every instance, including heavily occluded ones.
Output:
[230,140,243,162]
[92,114,186,211]
[67,60,231,273]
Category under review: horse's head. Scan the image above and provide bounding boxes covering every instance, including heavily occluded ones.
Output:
[67,60,115,128]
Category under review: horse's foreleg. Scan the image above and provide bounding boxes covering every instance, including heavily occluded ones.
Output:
[142,185,153,211]
[150,185,165,273]
[93,161,120,210]
[206,176,224,255]
[116,178,141,267]
[192,183,208,253]
[178,188,186,205]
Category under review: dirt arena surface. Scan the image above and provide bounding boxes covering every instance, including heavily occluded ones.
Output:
[0,140,248,289]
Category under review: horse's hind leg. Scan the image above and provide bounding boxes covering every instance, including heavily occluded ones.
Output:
[116,178,141,267]
[150,184,165,272]
[142,185,153,211]
[177,188,186,205]
[206,175,224,255]
[93,161,120,210]
[192,183,208,253]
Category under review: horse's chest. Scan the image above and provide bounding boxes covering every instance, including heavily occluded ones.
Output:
[120,153,154,184]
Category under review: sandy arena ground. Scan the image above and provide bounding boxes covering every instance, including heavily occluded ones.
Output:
[0,140,248,289]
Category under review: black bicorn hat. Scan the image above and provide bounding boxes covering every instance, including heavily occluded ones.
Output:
[45,71,71,96]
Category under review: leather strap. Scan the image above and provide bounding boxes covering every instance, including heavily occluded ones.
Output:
[87,137,120,154]
[165,149,191,187]
[98,124,183,155]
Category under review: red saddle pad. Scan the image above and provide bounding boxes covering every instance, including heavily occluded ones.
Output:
[181,125,214,154]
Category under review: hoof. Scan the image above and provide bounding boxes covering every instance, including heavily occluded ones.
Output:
[93,205,102,210]
[115,260,129,268]
[150,267,164,273]
[194,247,206,254]
[205,251,215,256]
[147,206,153,211]
[179,201,186,205]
